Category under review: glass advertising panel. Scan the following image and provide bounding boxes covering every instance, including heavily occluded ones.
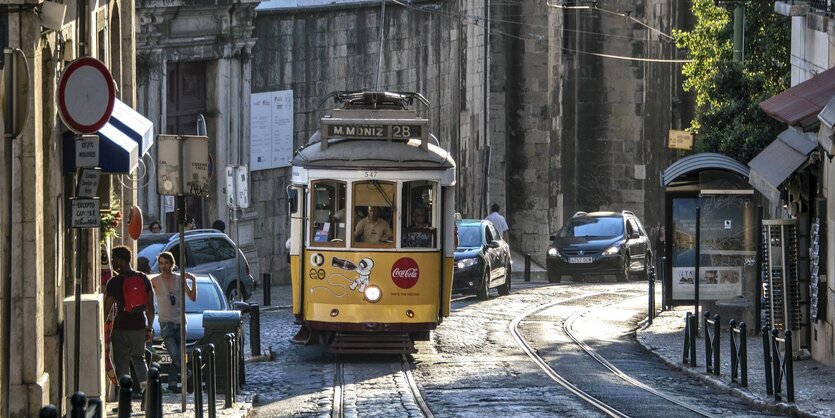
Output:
[671,195,756,301]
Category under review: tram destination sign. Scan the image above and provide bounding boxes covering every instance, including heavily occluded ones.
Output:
[324,122,423,140]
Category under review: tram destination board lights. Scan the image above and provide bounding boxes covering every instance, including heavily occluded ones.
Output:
[320,118,429,150]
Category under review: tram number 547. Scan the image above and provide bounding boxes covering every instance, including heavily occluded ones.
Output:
[364,171,378,178]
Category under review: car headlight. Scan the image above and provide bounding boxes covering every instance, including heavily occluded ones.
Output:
[547,247,558,257]
[364,285,382,303]
[602,245,620,256]
[456,258,478,269]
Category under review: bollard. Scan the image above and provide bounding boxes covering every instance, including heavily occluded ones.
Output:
[703,313,720,375]
[224,334,234,408]
[193,348,205,418]
[206,344,218,418]
[729,320,748,387]
[682,312,692,364]
[524,254,531,282]
[262,273,271,306]
[146,365,163,418]
[86,397,102,418]
[69,392,86,418]
[762,326,773,395]
[771,329,783,401]
[38,405,59,418]
[785,330,794,403]
[250,303,261,357]
[118,375,133,418]
[689,313,697,366]
[648,266,655,325]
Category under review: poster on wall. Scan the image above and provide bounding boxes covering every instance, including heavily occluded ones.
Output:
[250,90,294,171]
[668,194,756,303]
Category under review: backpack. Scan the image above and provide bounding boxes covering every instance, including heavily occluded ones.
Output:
[122,274,148,313]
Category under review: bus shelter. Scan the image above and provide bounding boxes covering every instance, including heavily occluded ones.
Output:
[660,153,759,330]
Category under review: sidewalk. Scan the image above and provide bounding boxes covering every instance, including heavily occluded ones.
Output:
[637,306,835,417]
[510,249,549,282]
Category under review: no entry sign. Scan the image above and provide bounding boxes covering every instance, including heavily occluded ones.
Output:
[58,57,115,134]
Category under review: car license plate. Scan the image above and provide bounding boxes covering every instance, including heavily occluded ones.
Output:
[568,257,593,264]
[159,354,171,364]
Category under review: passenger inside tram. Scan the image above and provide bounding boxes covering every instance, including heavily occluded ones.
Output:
[354,206,393,243]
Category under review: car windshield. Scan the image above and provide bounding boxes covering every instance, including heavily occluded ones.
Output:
[457,225,483,247]
[559,217,623,238]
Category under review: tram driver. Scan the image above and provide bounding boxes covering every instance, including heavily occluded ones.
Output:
[354,206,392,243]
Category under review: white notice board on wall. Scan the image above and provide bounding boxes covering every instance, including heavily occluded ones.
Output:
[250,90,294,171]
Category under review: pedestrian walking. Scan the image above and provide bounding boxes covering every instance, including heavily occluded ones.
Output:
[212,219,226,233]
[485,203,509,241]
[151,251,197,393]
[103,245,154,413]
[136,256,152,275]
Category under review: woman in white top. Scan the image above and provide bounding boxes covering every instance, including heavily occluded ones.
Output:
[151,251,197,392]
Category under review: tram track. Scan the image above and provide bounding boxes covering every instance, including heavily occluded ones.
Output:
[509,287,717,418]
[331,354,434,418]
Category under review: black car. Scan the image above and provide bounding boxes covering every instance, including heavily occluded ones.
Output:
[453,219,511,299]
[546,211,652,283]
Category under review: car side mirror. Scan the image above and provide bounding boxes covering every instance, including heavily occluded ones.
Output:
[486,241,500,249]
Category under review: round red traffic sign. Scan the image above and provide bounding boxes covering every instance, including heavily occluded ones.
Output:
[57,57,115,134]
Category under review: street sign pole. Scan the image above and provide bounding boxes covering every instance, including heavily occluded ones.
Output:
[177,136,187,412]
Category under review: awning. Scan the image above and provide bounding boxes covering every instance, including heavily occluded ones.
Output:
[759,66,835,129]
[748,128,817,203]
[63,99,154,173]
[660,152,749,187]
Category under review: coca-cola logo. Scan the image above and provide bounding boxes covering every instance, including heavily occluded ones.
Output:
[391,257,419,289]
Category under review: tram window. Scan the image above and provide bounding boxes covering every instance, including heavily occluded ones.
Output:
[310,180,347,247]
[401,181,436,248]
[353,180,396,247]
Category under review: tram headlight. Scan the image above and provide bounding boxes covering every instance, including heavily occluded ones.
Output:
[456,258,477,269]
[364,285,382,303]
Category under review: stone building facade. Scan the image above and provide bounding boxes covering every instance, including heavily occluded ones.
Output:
[134,0,261,281]
[249,0,490,282]
[1,0,139,415]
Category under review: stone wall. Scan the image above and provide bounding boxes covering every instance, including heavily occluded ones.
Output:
[251,0,488,283]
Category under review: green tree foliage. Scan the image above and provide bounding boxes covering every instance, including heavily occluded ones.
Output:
[674,0,790,163]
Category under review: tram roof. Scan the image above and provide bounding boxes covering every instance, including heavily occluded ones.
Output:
[292,131,455,170]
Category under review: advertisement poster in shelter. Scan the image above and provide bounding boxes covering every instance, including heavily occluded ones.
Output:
[670,194,756,301]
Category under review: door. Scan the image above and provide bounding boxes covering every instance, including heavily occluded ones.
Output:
[627,218,648,271]
[165,61,208,230]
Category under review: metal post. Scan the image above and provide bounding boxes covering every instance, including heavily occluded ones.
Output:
[785,330,794,403]
[224,334,233,408]
[713,314,720,376]
[524,254,530,282]
[177,136,188,412]
[262,273,271,306]
[206,344,217,418]
[86,397,102,418]
[39,405,59,418]
[648,267,655,325]
[250,303,261,357]
[704,311,711,374]
[730,319,738,382]
[755,206,763,333]
[193,348,204,418]
[682,312,691,364]
[771,329,782,401]
[69,392,86,418]
[762,326,773,395]
[118,375,132,418]
[740,322,748,387]
[147,365,162,418]
[689,313,697,367]
[694,206,701,335]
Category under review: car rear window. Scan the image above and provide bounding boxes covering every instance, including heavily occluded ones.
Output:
[560,217,624,238]
[185,281,225,313]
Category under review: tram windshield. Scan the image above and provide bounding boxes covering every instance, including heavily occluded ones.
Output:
[353,181,396,247]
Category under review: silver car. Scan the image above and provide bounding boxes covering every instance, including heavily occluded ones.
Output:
[137,229,255,303]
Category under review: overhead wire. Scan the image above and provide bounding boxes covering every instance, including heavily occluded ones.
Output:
[390,0,692,63]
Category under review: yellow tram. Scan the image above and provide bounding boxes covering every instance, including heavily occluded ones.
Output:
[286,91,456,353]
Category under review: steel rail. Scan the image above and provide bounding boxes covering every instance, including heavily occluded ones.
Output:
[563,297,717,418]
[509,289,633,418]
[402,354,435,418]
[331,361,344,418]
